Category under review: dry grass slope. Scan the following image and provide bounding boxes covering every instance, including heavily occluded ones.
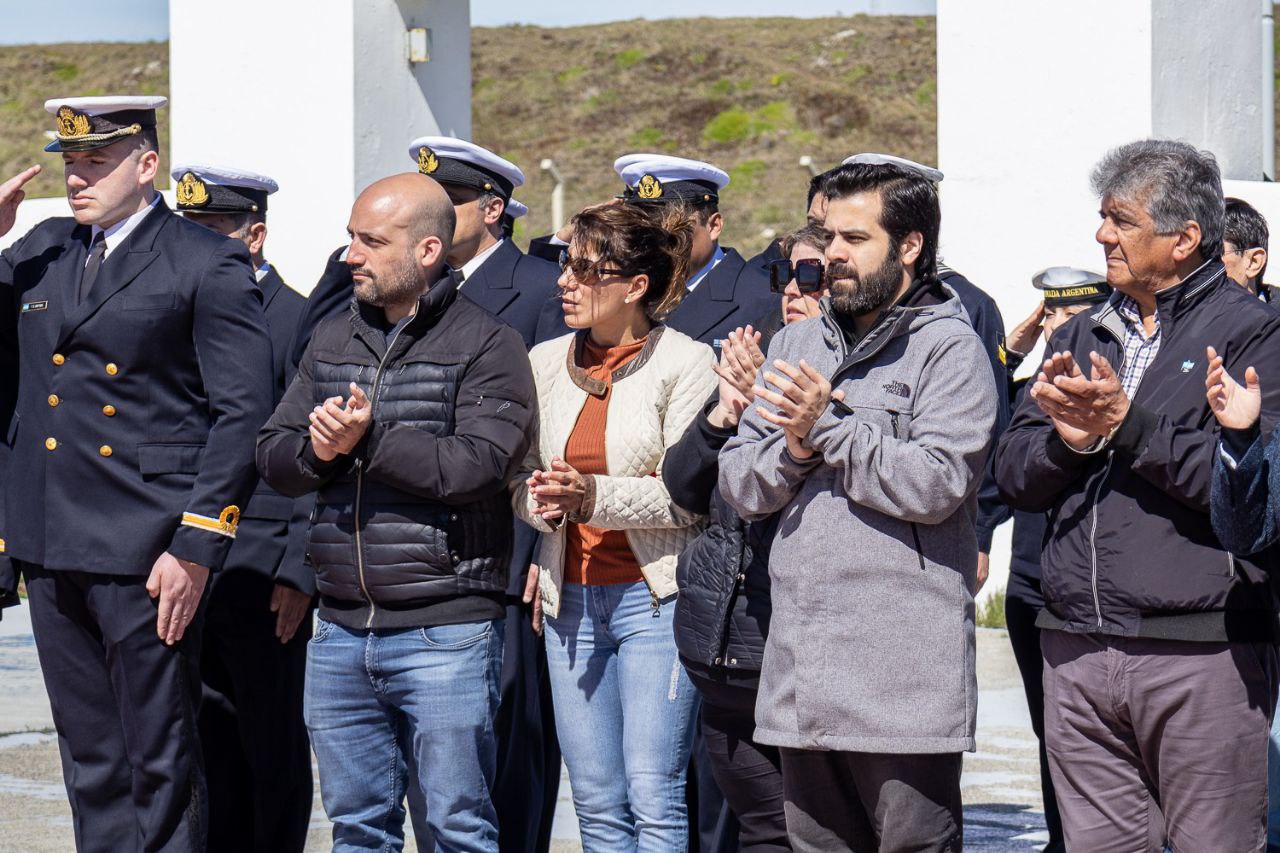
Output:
[1,18,936,255]
[0,42,169,201]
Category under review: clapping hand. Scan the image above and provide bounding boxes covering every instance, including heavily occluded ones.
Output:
[1030,350,1129,449]
[528,457,587,522]
[310,382,373,461]
[752,359,845,459]
[1206,346,1262,430]
[710,325,765,428]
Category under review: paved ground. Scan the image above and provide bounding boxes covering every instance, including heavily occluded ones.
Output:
[0,604,1048,851]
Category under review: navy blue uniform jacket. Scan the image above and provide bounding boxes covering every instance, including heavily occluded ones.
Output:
[222,264,314,593]
[0,200,274,590]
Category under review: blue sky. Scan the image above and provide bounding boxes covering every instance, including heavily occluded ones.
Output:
[0,0,935,44]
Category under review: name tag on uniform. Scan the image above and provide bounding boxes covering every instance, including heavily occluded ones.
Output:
[21,300,49,313]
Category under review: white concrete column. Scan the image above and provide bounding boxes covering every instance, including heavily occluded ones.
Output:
[938,0,1263,328]
[168,0,470,291]
[937,0,1265,602]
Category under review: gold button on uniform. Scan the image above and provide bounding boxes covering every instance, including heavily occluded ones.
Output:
[102,405,116,417]
[45,437,57,451]
[47,395,59,407]
[105,363,118,376]
[99,445,112,458]
[52,353,65,366]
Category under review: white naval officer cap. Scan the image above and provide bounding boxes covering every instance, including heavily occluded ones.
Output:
[842,152,944,183]
[43,95,167,153]
[169,164,279,214]
[615,154,730,204]
[407,136,524,200]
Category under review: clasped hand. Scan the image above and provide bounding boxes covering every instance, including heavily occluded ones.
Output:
[752,358,844,459]
[528,457,587,523]
[1029,350,1130,449]
[310,382,372,461]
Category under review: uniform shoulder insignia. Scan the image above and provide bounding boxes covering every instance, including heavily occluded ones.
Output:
[57,106,91,138]
[176,172,210,208]
[418,146,439,175]
[637,174,663,200]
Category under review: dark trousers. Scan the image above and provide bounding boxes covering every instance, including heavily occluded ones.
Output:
[492,597,561,853]
[1003,572,1064,853]
[1042,629,1277,853]
[199,571,311,853]
[689,671,789,852]
[779,748,962,853]
[691,729,743,853]
[23,564,207,853]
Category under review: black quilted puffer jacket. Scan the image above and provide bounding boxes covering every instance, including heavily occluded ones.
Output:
[256,272,536,630]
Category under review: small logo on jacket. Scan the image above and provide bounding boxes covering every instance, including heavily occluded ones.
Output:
[1181,360,1196,373]
[883,380,911,399]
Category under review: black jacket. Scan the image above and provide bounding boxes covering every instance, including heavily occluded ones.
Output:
[938,265,1010,553]
[667,308,783,675]
[461,239,567,346]
[256,273,536,630]
[220,265,315,594]
[995,260,1280,641]
[0,200,273,583]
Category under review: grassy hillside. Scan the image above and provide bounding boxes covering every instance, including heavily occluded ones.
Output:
[2,17,936,254]
[0,42,169,199]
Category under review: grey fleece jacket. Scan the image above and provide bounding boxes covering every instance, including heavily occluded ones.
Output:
[719,284,996,754]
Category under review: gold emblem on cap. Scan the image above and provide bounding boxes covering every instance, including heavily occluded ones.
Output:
[637,174,663,200]
[56,106,91,138]
[176,172,210,208]
[418,147,440,175]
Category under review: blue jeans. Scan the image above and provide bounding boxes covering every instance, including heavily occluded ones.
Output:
[304,616,505,852]
[1268,709,1280,851]
[545,581,699,852]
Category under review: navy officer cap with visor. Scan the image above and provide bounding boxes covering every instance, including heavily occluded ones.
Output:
[43,95,166,153]
[170,164,278,215]
[615,154,730,205]
[407,136,524,202]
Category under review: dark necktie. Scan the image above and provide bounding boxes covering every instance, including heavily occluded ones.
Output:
[79,231,106,304]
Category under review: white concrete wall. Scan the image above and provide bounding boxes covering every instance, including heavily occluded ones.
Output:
[169,0,355,291]
[1152,0,1263,179]
[353,0,472,194]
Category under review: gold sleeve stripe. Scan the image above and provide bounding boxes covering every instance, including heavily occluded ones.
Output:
[0,538,5,553]
[181,507,240,539]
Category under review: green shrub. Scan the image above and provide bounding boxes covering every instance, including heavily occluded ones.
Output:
[702,108,753,144]
[976,591,1007,629]
[52,62,79,81]
[614,48,646,69]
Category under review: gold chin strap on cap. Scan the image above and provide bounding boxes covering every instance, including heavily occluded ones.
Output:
[56,123,143,146]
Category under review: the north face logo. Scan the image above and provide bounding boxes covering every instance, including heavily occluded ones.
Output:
[883,380,911,399]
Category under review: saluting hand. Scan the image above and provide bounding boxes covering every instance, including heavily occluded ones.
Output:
[146,552,209,646]
[1006,302,1046,358]
[1206,345,1262,431]
[752,358,845,459]
[0,166,41,239]
[310,382,373,461]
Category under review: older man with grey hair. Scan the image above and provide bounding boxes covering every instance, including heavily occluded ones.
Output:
[996,139,1280,850]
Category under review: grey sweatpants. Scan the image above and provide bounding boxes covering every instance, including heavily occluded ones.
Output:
[1042,629,1278,853]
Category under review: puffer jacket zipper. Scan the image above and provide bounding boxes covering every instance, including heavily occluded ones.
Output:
[355,324,409,629]
[712,528,749,666]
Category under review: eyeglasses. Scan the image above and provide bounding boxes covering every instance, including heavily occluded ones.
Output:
[559,248,636,283]
[768,258,825,294]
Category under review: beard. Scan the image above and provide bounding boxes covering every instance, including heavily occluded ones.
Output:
[352,252,423,308]
[826,246,905,319]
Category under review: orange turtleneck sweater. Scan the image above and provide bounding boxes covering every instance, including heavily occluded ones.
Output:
[562,335,648,586]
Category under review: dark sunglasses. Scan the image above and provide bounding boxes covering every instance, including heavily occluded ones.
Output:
[768,258,825,294]
[558,248,637,283]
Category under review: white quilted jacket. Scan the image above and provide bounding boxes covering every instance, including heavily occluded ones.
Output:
[512,326,717,618]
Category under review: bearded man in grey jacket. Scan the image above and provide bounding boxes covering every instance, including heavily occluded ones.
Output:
[718,163,997,853]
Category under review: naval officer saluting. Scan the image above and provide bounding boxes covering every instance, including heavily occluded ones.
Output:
[0,96,273,852]
[172,163,313,853]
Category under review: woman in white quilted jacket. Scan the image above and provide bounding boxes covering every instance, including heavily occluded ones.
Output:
[512,201,717,851]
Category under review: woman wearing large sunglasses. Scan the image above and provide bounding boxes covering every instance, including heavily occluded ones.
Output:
[512,201,716,850]
[664,223,832,851]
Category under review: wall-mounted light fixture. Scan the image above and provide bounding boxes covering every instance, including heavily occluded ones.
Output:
[407,27,431,64]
